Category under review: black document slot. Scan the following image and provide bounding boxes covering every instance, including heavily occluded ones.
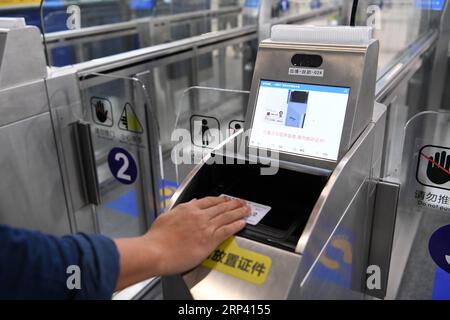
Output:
[175,158,328,252]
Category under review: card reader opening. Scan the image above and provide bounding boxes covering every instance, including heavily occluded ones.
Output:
[181,160,328,252]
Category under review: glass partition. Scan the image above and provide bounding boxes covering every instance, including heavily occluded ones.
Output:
[37,0,249,66]
[298,181,375,300]
[386,111,450,299]
[125,35,256,186]
[32,0,345,67]
[76,73,162,237]
[3,0,441,73]
[269,0,339,19]
[296,141,377,299]
[352,0,444,75]
[170,86,249,185]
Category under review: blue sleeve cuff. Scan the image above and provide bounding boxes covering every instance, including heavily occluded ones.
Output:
[62,233,120,300]
[0,225,120,300]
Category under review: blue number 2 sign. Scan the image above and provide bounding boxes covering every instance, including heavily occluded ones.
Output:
[108,147,138,185]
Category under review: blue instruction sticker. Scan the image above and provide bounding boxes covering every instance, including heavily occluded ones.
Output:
[108,147,138,185]
[429,224,450,274]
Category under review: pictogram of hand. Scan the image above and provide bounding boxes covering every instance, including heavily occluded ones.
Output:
[95,101,109,123]
[426,151,450,185]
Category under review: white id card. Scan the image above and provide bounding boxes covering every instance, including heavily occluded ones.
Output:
[221,194,271,226]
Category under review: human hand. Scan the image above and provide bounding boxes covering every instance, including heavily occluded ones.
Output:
[114,196,250,290]
[146,197,250,276]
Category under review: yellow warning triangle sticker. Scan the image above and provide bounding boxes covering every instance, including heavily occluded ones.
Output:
[119,103,143,133]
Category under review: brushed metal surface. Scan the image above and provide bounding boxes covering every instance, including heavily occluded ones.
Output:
[0,112,71,235]
[288,103,386,299]
[45,69,92,233]
[366,181,400,299]
[0,25,47,90]
[185,237,300,300]
[155,103,387,300]
[290,180,375,299]
[0,80,49,127]
[0,23,70,235]
[295,122,375,255]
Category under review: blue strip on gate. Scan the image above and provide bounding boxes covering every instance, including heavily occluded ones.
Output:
[106,179,179,217]
[432,266,450,300]
[416,0,445,10]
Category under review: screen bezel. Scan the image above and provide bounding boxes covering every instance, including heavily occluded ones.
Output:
[248,79,351,163]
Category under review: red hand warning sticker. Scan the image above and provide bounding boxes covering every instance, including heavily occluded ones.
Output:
[417,145,450,191]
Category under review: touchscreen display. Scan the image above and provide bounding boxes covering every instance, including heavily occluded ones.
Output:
[249,80,350,161]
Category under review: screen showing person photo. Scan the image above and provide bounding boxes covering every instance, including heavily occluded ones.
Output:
[249,80,350,161]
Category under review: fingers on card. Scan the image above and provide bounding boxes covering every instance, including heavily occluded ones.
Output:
[221,194,271,226]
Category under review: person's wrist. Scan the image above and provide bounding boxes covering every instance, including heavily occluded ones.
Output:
[139,232,166,277]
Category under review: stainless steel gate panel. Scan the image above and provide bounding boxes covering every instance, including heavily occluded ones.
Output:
[0,112,71,235]
[0,18,71,235]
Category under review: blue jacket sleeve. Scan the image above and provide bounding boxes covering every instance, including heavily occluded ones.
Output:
[0,225,120,300]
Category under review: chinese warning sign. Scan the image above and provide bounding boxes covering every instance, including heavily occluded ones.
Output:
[417,145,450,191]
[202,237,272,285]
[414,189,450,212]
[415,145,450,213]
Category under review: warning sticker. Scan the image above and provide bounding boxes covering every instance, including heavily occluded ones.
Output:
[91,97,113,127]
[417,145,450,191]
[202,237,272,285]
[414,145,450,213]
[119,103,143,134]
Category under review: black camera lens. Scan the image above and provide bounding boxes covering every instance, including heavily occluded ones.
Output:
[291,54,323,68]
